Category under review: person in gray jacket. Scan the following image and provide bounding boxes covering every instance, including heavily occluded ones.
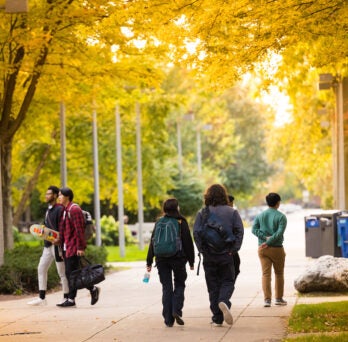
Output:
[193,184,244,327]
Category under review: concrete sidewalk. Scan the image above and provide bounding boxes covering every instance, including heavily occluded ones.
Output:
[0,210,345,341]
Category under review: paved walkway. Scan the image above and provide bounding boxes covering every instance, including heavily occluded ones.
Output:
[0,209,346,341]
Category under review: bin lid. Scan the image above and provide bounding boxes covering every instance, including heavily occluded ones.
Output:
[305,216,320,228]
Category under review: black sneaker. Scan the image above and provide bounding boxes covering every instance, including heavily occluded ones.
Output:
[264,299,271,307]
[275,298,287,306]
[173,313,184,325]
[91,287,100,305]
[57,299,75,307]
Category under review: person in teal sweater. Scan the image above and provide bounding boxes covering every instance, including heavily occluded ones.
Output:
[252,193,287,307]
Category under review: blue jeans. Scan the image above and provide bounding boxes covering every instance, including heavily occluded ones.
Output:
[156,258,187,326]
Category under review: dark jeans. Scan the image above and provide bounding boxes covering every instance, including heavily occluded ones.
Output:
[156,258,187,326]
[64,254,93,300]
[203,259,235,324]
[234,252,241,284]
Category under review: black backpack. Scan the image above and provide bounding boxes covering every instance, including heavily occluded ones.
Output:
[199,207,235,254]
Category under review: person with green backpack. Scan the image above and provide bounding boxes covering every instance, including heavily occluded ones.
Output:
[146,198,195,327]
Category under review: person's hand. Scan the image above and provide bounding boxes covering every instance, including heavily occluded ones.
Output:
[52,238,60,246]
[77,250,85,256]
[146,265,152,272]
[259,242,268,250]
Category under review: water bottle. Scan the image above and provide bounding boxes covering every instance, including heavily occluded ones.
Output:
[143,271,150,283]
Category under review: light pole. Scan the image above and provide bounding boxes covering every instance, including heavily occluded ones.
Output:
[136,102,145,250]
[92,108,102,246]
[60,102,67,187]
[115,104,125,257]
[177,118,183,179]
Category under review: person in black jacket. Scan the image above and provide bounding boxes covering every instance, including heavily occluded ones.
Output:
[193,184,244,327]
[146,198,195,327]
[27,185,69,306]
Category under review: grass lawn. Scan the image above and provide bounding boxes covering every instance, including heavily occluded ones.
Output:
[285,301,348,341]
[105,244,149,262]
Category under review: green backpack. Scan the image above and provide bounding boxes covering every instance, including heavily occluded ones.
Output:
[152,217,182,257]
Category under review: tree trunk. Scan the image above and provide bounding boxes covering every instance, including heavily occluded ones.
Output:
[0,145,4,266]
[2,141,14,250]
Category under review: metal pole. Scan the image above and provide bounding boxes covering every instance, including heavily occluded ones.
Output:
[136,102,144,250]
[115,105,125,257]
[92,109,101,246]
[177,119,183,179]
[196,127,202,174]
[60,102,67,187]
[337,77,346,209]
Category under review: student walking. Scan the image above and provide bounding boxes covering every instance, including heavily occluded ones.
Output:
[146,198,195,327]
[27,186,69,306]
[251,192,287,307]
[193,184,244,327]
[56,187,100,307]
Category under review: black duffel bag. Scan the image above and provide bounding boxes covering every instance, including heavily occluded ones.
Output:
[69,256,105,290]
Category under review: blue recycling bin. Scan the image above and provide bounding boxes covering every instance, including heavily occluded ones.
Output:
[337,215,348,258]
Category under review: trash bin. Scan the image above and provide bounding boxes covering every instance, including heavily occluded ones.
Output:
[337,214,348,258]
[305,211,342,258]
[318,211,342,257]
[305,216,321,258]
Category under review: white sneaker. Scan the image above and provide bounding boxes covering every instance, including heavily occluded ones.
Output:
[210,322,223,327]
[218,302,233,325]
[57,298,68,305]
[27,298,47,306]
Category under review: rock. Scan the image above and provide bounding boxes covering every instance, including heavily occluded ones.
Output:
[294,255,348,293]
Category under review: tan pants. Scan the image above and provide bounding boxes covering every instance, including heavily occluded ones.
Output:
[258,247,286,300]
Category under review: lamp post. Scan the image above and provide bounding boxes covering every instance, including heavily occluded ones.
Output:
[115,104,125,257]
[60,102,67,187]
[136,102,145,250]
[92,108,102,246]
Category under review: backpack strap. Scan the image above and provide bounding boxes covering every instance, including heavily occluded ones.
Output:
[177,218,182,236]
[201,206,209,224]
[64,203,79,230]
[196,252,202,276]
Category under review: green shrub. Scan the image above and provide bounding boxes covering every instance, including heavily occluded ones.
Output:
[96,215,137,246]
[0,244,108,295]
[85,244,108,267]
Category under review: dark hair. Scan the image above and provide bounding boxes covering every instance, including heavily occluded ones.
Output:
[163,198,179,216]
[228,195,234,203]
[47,185,59,196]
[60,187,74,201]
[204,184,228,206]
[266,192,281,207]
